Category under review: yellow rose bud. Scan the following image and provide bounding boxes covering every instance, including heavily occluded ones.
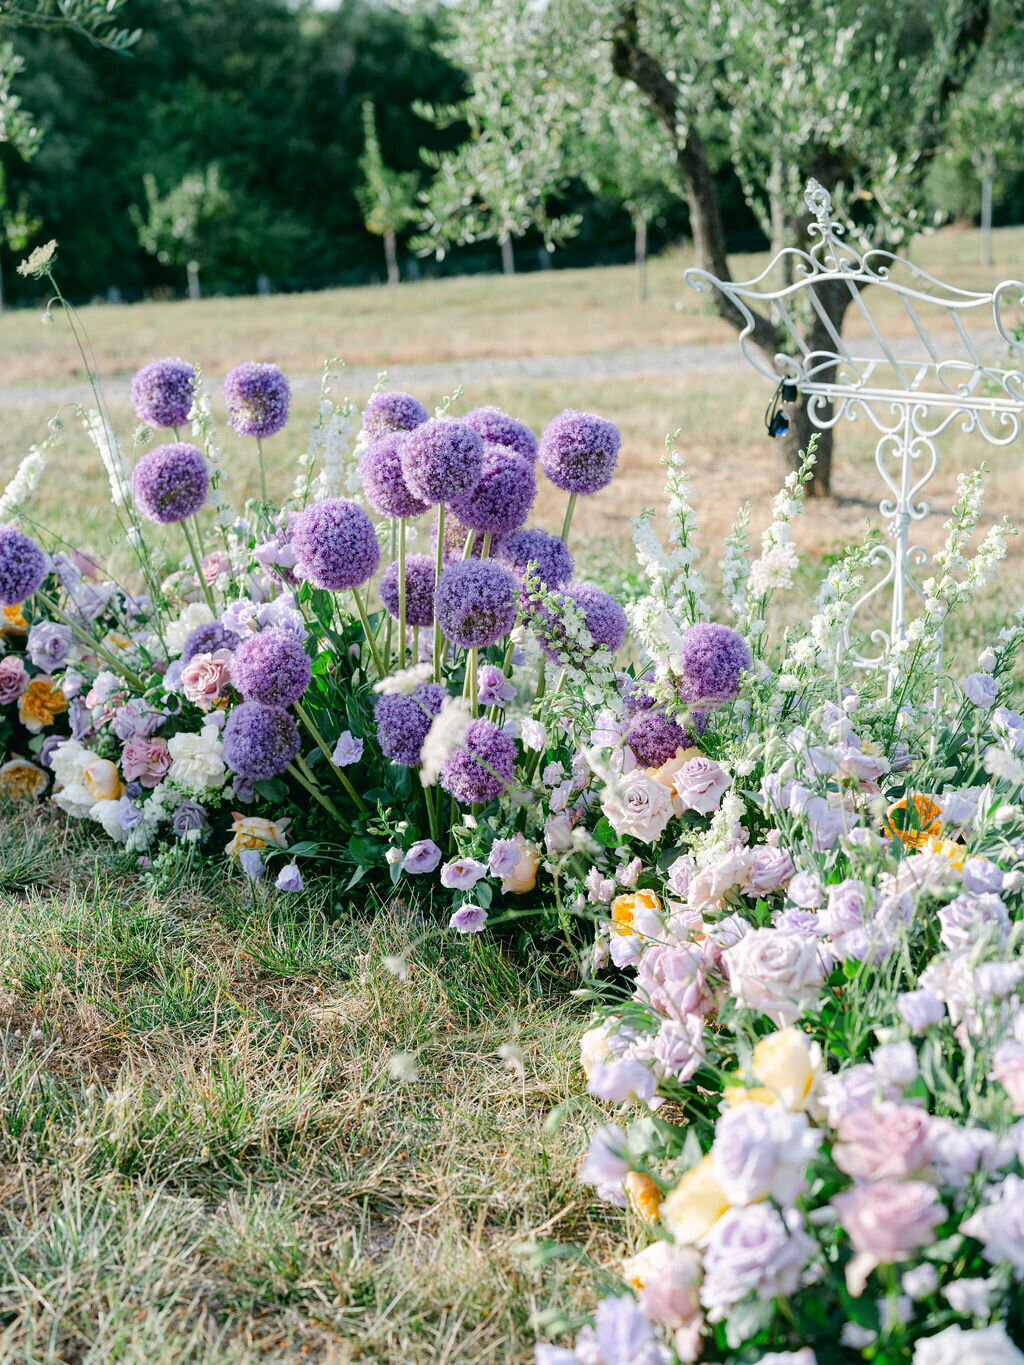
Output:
[625,1171,663,1223]
[225,813,291,856]
[724,1026,822,1111]
[83,758,123,801]
[611,889,662,936]
[501,836,539,894]
[660,1154,730,1245]
[648,747,702,788]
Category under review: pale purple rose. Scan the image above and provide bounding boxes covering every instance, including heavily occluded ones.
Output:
[440,857,487,890]
[111,698,163,741]
[578,1123,629,1187]
[831,1180,945,1261]
[489,838,522,878]
[666,853,696,898]
[239,849,264,881]
[402,839,442,874]
[27,621,73,671]
[819,1063,902,1126]
[592,1295,665,1365]
[960,1174,1024,1276]
[722,928,824,1026]
[700,1204,815,1322]
[702,912,750,950]
[976,961,1024,1000]
[477,663,515,707]
[449,904,488,933]
[964,672,998,708]
[743,844,796,896]
[121,736,171,789]
[688,846,753,909]
[941,1277,995,1316]
[275,863,304,892]
[331,730,363,766]
[897,989,946,1031]
[961,856,1004,895]
[0,654,29,704]
[832,1103,936,1181]
[872,1041,918,1088]
[711,1104,817,1206]
[587,1057,660,1109]
[653,1016,705,1082]
[172,799,209,839]
[544,812,574,854]
[671,756,731,815]
[939,892,1010,950]
[636,943,716,1021]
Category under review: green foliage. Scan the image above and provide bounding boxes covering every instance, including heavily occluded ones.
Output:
[356,100,419,240]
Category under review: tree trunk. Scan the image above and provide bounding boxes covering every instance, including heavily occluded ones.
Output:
[634,213,648,301]
[384,227,400,287]
[186,259,201,301]
[500,233,515,275]
[980,173,994,267]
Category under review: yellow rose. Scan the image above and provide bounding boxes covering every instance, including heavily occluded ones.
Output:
[923,834,965,870]
[17,676,67,734]
[611,889,662,936]
[625,1171,663,1223]
[501,836,539,894]
[226,813,291,856]
[648,747,702,788]
[660,1155,730,1244]
[0,757,48,801]
[83,758,123,801]
[0,604,28,637]
[724,1027,822,1111]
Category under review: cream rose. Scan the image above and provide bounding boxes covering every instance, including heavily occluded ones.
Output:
[167,725,226,792]
[723,929,824,1026]
[601,771,675,844]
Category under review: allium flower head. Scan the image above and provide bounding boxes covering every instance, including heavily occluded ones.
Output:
[231,626,311,707]
[359,433,430,519]
[132,443,209,524]
[223,362,291,438]
[0,524,47,606]
[447,444,536,536]
[400,417,484,505]
[539,408,620,494]
[375,680,447,767]
[534,581,627,663]
[435,559,518,649]
[362,390,429,440]
[497,527,574,588]
[433,511,490,561]
[182,620,240,663]
[463,406,537,460]
[621,673,657,719]
[679,622,752,707]
[222,701,300,779]
[130,358,196,429]
[440,717,516,805]
[380,554,436,627]
[290,497,380,590]
[628,710,702,767]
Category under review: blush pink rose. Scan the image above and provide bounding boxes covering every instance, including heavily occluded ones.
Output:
[181,648,234,712]
[743,844,796,895]
[689,846,753,909]
[200,550,231,585]
[671,755,732,815]
[831,1179,945,1261]
[832,1103,936,1181]
[0,655,29,705]
[122,735,171,788]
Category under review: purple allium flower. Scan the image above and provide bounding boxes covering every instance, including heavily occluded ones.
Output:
[359,434,430,519]
[538,409,620,495]
[374,681,447,767]
[222,701,300,779]
[620,673,657,719]
[435,559,518,649]
[497,527,573,588]
[432,511,490,561]
[172,798,210,839]
[130,358,195,429]
[276,862,305,892]
[533,581,628,663]
[239,849,265,881]
[362,390,429,441]
[399,417,484,505]
[132,443,209,524]
[402,839,443,874]
[231,626,311,707]
[290,498,380,591]
[0,524,47,606]
[440,717,516,804]
[678,622,752,707]
[222,362,291,438]
[27,621,73,671]
[379,554,436,627]
[627,710,701,767]
[447,444,536,536]
[449,904,488,933]
[182,621,240,663]
[331,730,363,766]
[463,406,537,460]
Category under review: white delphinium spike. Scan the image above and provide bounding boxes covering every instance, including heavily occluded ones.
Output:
[83,409,129,507]
[419,697,472,787]
[0,447,47,521]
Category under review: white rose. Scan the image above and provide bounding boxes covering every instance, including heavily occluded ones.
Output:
[913,1324,1024,1365]
[722,929,824,1026]
[50,740,101,819]
[601,771,675,844]
[165,602,215,658]
[167,725,226,792]
[90,798,128,842]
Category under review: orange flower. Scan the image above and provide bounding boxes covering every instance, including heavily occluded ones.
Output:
[611,889,662,936]
[17,676,67,734]
[1,604,28,637]
[625,1171,663,1223]
[0,757,48,801]
[83,758,123,801]
[884,793,944,852]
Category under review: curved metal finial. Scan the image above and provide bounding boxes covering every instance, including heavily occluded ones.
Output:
[804,178,834,230]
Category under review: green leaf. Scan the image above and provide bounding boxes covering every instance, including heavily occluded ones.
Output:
[724,1296,775,1349]
[592,816,619,849]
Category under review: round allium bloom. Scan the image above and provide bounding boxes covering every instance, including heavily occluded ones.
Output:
[375,681,446,767]
[621,673,657,719]
[399,417,484,505]
[132,443,209,524]
[222,362,291,438]
[627,710,702,767]
[678,622,752,707]
[290,498,380,591]
[379,554,436,628]
[359,434,430,519]
[440,718,516,805]
[463,406,537,460]
[182,620,240,664]
[222,701,300,780]
[435,559,517,649]
[130,357,195,429]
[497,527,574,588]
[362,390,429,441]
[447,444,536,536]
[538,409,620,494]
[0,524,47,606]
[534,581,627,663]
[231,626,311,707]
[433,511,491,561]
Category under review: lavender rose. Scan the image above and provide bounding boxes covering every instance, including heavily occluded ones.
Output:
[671,755,731,816]
[831,1180,945,1262]
[722,928,825,1026]
[0,654,29,705]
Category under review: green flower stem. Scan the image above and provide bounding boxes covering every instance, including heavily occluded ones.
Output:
[433,504,446,683]
[461,528,476,560]
[33,589,147,692]
[422,779,439,843]
[413,625,420,666]
[181,517,216,613]
[398,517,407,673]
[351,584,386,678]
[287,760,350,830]
[256,436,268,504]
[384,520,396,669]
[469,646,478,717]
[481,532,492,558]
[560,492,577,548]
[293,699,368,812]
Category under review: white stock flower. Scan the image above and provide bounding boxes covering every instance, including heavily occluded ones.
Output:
[165,602,216,658]
[166,726,226,792]
[419,697,471,787]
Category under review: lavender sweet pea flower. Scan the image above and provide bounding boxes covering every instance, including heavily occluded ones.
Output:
[449,904,488,933]
[440,857,487,890]
[897,988,946,1031]
[275,863,304,892]
[587,1057,661,1109]
[964,672,999,708]
[117,796,144,832]
[239,849,264,881]
[962,856,1004,895]
[112,698,164,742]
[68,698,93,741]
[477,663,515,707]
[27,621,73,671]
[331,730,364,766]
[402,839,442,874]
[578,1123,630,1187]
